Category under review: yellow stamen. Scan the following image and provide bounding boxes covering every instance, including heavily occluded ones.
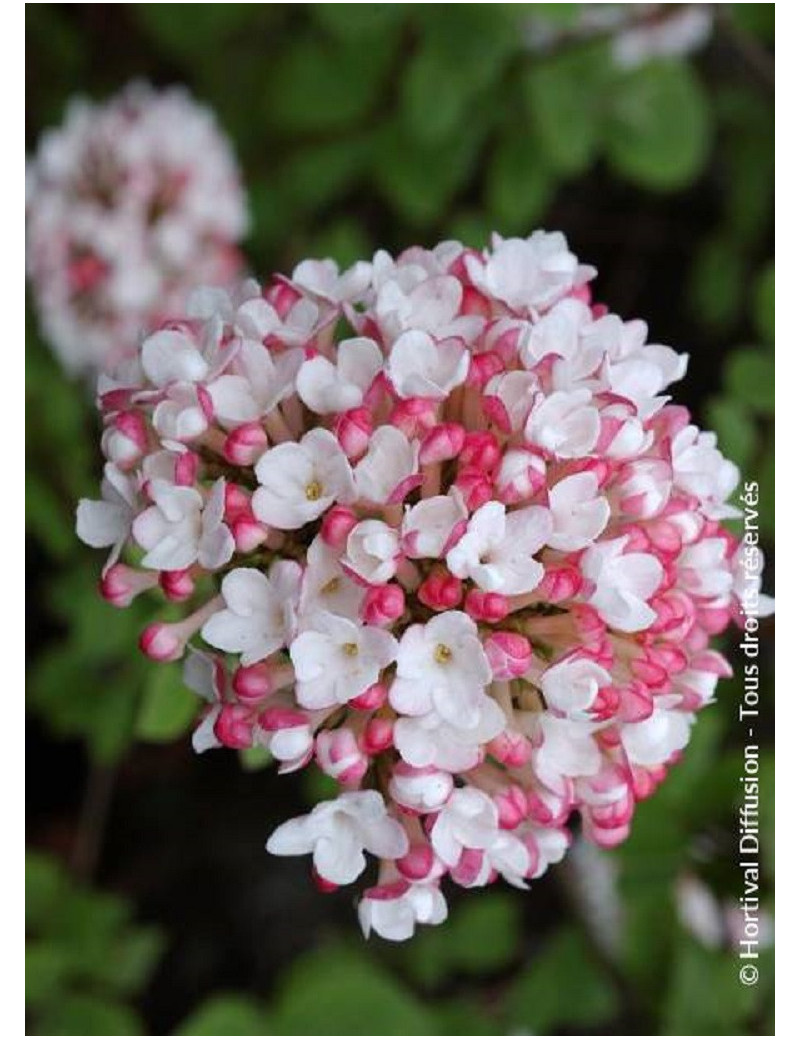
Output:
[434,643,452,664]
[342,642,359,657]
[305,480,323,501]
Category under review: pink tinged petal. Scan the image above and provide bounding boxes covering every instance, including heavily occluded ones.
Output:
[141,329,209,387]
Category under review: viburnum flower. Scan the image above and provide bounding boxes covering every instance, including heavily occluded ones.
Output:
[77,228,772,942]
[27,81,248,375]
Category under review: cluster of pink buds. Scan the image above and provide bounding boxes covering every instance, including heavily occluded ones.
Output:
[77,230,772,941]
[27,81,248,376]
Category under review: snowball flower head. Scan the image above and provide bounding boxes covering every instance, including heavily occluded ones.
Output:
[76,228,771,940]
[27,81,248,375]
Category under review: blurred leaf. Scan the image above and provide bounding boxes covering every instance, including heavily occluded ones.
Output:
[238,744,273,772]
[716,87,774,246]
[486,129,555,231]
[26,470,78,561]
[522,46,607,176]
[311,3,408,40]
[26,850,67,931]
[304,219,372,270]
[506,927,618,1033]
[661,941,760,1034]
[273,944,436,1035]
[135,4,255,61]
[753,262,775,343]
[705,398,756,470]
[25,942,71,1007]
[136,662,198,743]
[448,892,521,973]
[606,61,711,191]
[178,994,271,1035]
[35,993,143,1036]
[448,211,497,251]
[302,765,339,806]
[432,998,497,1035]
[265,35,394,133]
[689,238,745,332]
[279,137,370,216]
[400,46,477,146]
[723,350,775,415]
[728,3,775,43]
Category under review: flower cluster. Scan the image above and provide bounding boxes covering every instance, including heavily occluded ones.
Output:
[77,230,770,942]
[27,82,248,375]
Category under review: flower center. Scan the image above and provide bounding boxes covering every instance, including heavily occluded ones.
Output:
[434,643,452,664]
[342,642,359,657]
[305,480,323,501]
[321,576,340,595]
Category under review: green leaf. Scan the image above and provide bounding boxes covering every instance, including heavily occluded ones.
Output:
[522,46,607,175]
[606,61,711,191]
[279,137,369,216]
[705,398,757,470]
[506,928,618,1033]
[273,945,436,1035]
[311,3,408,40]
[135,4,255,61]
[689,238,745,332]
[723,350,775,415]
[432,998,498,1035]
[238,745,273,772]
[25,942,71,1007]
[178,994,271,1035]
[265,35,394,133]
[486,130,555,232]
[753,262,775,343]
[35,993,143,1036]
[448,892,522,973]
[26,850,67,931]
[400,46,476,145]
[661,941,761,1035]
[135,662,197,743]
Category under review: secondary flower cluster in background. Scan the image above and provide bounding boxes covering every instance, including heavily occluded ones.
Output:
[76,229,770,941]
[26,82,248,376]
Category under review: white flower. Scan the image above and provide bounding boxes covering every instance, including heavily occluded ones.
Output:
[376,272,481,343]
[252,428,355,530]
[620,699,694,767]
[76,463,138,573]
[292,257,373,304]
[342,519,401,586]
[201,561,302,665]
[298,535,364,622]
[359,882,448,942]
[465,231,595,312]
[290,611,398,710]
[389,612,493,722]
[393,703,505,772]
[430,788,500,867]
[132,477,233,571]
[541,656,612,716]
[387,330,469,400]
[671,425,740,517]
[141,328,213,387]
[353,425,419,504]
[207,340,303,426]
[535,713,602,786]
[677,539,734,602]
[296,337,383,414]
[581,537,664,632]
[266,791,408,886]
[401,489,467,559]
[546,472,610,551]
[526,388,600,458]
[389,764,454,814]
[483,371,538,432]
[182,647,227,753]
[152,382,211,442]
[520,297,592,368]
[446,500,552,595]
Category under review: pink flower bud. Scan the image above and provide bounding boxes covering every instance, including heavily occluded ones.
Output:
[224,484,252,522]
[320,505,358,549]
[361,717,394,755]
[417,570,463,611]
[223,422,268,466]
[334,407,373,459]
[349,682,387,711]
[483,631,533,679]
[495,448,547,504]
[461,431,501,472]
[389,398,437,438]
[174,450,199,487]
[258,706,308,732]
[214,704,253,749]
[139,622,185,662]
[159,568,195,602]
[460,285,492,317]
[454,467,493,510]
[233,663,274,705]
[494,785,529,829]
[361,583,405,626]
[539,565,583,602]
[488,730,532,768]
[312,869,339,893]
[464,589,509,623]
[101,410,148,469]
[419,423,465,465]
[467,349,504,388]
[397,843,435,881]
[315,729,369,786]
[99,563,157,608]
[231,516,268,553]
[264,278,301,318]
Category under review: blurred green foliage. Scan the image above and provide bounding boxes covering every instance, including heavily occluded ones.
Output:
[26,3,774,1035]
